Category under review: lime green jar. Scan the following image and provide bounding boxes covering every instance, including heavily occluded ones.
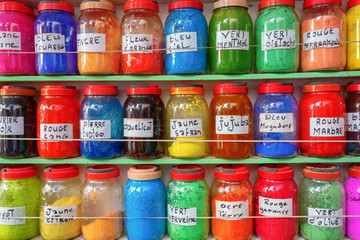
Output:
[209,0,253,74]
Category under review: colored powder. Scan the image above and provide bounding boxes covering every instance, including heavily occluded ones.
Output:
[40,195,82,240]
[82,211,122,240]
[347,4,360,70]
[168,134,207,158]
[346,176,360,240]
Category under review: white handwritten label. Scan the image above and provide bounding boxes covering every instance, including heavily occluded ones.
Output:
[259,196,292,216]
[80,120,111,139]
[168,204,197,226]
[0,117,24,135]
[215,200,249,220]
[303,28,340,51]
[166,32,197,54]
[0,31,21,50]
[77,33,106,53]
[261,29,296,51]
[347,112,360,132]
[216,30,249,50]
[122,34,153,54]
[308,208,343,227]
[35,33,65,53]
[310,117,344,137]
[259,113,294,133]
[216,115,249,134]
[40,124,73,140]
[44,205,77,225]
[170,118,202,137]
[124,118,153,138]
[0,206,25,225]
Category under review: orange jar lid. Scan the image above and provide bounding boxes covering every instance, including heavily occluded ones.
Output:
[80,0,116,12]
[127,165,162,180]
[303,82,341,93]
[170,84,204,95]
[1,86,36,96]
[303,163,341,180]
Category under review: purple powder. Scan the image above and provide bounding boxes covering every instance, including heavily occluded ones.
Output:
[346,175,360,240]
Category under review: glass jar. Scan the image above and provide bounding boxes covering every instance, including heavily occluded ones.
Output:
[346,164,360,240]
[0,2,35,75]
[211,164,253,240]
[77,0,120,75]
[35,1,78,75]
[254,164,298,240]
[80,85,123,159]
[82,165,124,240]
[300,0,346,72]
[210,83,253,159]
[0,165,41,240]
[346,81,360,155]
[124,165,166,240]
[0,86,37,158]
[300,82,346,157]
[37,85,80,158]
[254,83,299,158]
[166,84,209,159]
[167,165,210,240]
[123,85,165,159]
[121,0,164,74]
[255,0,299,73]
[164,0,207,75]
[209,0,253,74]
[40,165,82,240]
[347,0,360,70]
[299,164,345,240]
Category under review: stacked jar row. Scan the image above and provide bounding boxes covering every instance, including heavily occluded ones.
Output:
[1,163,360,240]
[4,0,360,75]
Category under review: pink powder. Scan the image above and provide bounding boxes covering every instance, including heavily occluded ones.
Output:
[346,176,360,240]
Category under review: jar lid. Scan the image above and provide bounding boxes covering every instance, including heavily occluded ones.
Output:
[170,164,205,181]
[259,0,295,9]
[303,0,341,9]
[1,86,36,96]
[85,164,120,180]
[80,0,116,12]
[43,164,79,179]
[213,83,248,94]
[124,0,159,12]
[303,82,341,93]
[214,164,249,181]
[303,163,341,180]
[258,83,294,93]
[41,85,77,96]
[38,0,74,14]
[169,0,203,11]
[349,164,360,178]
[170,84,204,95]
[347,0,360,8]
[258,164,294,180]
[127,165,162,180]
[1,164,37,179]
[0,1,34,16]
[127,85,161,95]
[347,81,360,92]
[84,85,119,95]
[214,0,248,10]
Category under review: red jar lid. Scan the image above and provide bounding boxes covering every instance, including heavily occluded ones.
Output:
[259,0,295,10]
[1,86,36,96]
[303,0,341,9]
[1,164,37,179]
[303,82,341,93]
[170,84,204,95]
[41,85,77,96]
[169,0,203,11]
[124,0,159,12]
[347,0,360,8]
[127,85,161,95]
[347,81,360,92]
[303,164,341,180]
[81,0,116,12]
[258,83,294,93]
[128,165,162,180]
[38,0,74,14]
[170,164,205,181]
[0,1,34,16]
[258,164,294,180]
[84,85,119,95]
[85,165,120,180]
[348,164,360,178]
[215,164,249,181]
[44,164,79,179]
[213,83,248,94]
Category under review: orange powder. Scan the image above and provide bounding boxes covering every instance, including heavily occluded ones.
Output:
[82,211,122,240]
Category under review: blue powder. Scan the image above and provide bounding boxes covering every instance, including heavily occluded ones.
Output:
[254,93,299,157]
[80,95,123,159]
[35,9,78,75]
[165,6,207,74]
[124,178,166,240]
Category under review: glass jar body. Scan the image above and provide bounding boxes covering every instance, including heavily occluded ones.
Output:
[346,91,360,155]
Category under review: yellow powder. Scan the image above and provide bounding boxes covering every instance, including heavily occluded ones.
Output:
[168,134,208,158]
[82,211,122,240]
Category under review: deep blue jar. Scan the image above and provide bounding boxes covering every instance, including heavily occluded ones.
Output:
[124,165,166,240]
[35,1,77,75]
[254,83,299,158]
[80,85,123,159]
[164,0,208,74]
